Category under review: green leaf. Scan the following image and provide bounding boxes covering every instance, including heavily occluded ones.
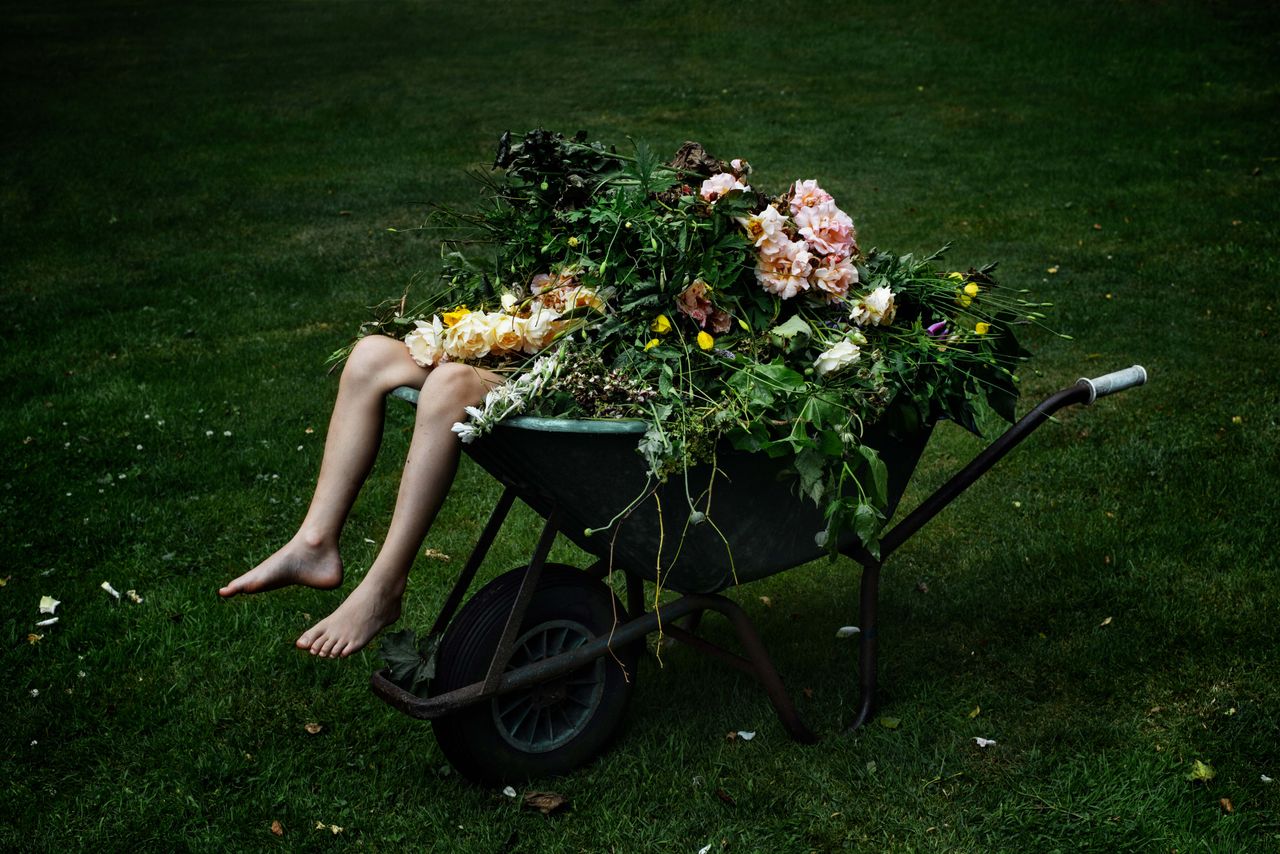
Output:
[378,628,438,698]
[854,502,883,560]
[857,445,889,507]
[794,448,826,505]
[1186,760,1216,782]
[768,315,812,341]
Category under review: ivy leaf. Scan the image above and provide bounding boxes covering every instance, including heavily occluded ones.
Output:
[854,502,883,560]
[379,628,439,698]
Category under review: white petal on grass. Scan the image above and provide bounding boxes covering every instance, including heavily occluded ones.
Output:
[1263,775,1274,784]
[836,626,861,638]
[126,590,143,604]
[502,786,518,798]
[101,582,121,600]
[973,737,997,748]
[39,596,60,614]
[698,845,712,854]
[737,731,756,741]
[36,617,58,627]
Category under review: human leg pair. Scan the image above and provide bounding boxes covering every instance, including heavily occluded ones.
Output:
[218,334,499,657]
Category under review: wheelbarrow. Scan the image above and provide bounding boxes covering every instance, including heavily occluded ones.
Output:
[370,365,1148,783]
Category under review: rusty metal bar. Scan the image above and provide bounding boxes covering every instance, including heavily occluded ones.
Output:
[427,487,517,638]
[481,507,561,693]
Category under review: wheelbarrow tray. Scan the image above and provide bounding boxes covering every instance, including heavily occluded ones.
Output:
[462,416,931,594]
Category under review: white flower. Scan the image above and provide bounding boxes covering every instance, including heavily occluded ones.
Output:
[973,737,997,748]
[850,286,897,327]
[499,292,518,313]
[405,316,447,367]
[517,306,563,353]
[814,340,862,376]
[736,205,788,254]
[450,421,479,444]
[699,172,748,202]
[39,596,60,615]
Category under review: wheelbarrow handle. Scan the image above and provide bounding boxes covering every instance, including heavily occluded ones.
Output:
[1076,365,1147,405]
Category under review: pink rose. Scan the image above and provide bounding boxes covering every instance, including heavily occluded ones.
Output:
[810,255,858,299]
[789,179,834,215]
[755,238,814,299]
[700,172,749,202]
[794,201,857,258]
[736,204,788,255]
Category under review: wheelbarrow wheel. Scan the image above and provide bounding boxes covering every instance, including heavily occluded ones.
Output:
[431,563,639,784]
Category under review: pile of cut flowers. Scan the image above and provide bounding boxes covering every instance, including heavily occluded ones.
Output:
[344,129,1047,556]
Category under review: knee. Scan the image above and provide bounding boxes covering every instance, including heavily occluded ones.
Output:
[420,363,491,410]
[341,335,409,389]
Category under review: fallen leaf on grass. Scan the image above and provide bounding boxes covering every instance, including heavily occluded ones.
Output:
[968,705,981,719]
[502,786,517,798]
[836,626,860,638]
[915,581,929,594]
[126,589,144,604]
[715,788,736,806]
[422,548,451,562]
[270,820,283,837]
[1261,775,1273,784]
[698,845,712,854]
[803,687,814,699]
[304,722,323,735]
[878,716,900,730]
[314,822,343,834]
[1187,759,1216,782]
[101,582,121,600]
[737,730,756,741]
[1219,797,1234,814]
[973,737,996,748]
[27,633,42,645]
[36,617,58,627]
[39,596,60,614]
[521,791,569,815]
[758,596,772,607]
[0,575,10,586]
[1099,616,1113,627]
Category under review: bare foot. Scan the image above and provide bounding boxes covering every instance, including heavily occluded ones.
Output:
[219,534,343,598]
[295,577,403,658]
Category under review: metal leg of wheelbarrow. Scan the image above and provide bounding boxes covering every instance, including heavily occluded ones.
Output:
[841,383,1095,733]
[663,593,818,744]
[845,561,881,734]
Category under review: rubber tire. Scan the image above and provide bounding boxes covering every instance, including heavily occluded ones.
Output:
[431,564,639,785]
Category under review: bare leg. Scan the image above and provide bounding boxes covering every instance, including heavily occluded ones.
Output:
[219,336,430,598]
[296,361,500,658]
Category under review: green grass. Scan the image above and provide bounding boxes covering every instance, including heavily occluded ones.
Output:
[3,0,1278,850]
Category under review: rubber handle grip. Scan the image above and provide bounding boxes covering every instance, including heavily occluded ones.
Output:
[1076,365,1147,404]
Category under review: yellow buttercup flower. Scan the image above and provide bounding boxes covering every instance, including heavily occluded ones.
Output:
[567,236,580,248]
[975,322,991,335]
[442,306,471,327]
[947,272,965,281]
[651,314,672,335]
[963,282,980,297]
[958,294,972,308]
[643,338,660,352]
[697,331,715,350]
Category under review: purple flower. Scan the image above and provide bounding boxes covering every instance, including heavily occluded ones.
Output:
[714,349,738,361]
[926,320,949,338]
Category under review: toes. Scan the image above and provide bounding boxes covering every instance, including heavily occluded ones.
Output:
[319,636,340,658]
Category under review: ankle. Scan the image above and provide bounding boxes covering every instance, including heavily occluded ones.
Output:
[296,527,337,551]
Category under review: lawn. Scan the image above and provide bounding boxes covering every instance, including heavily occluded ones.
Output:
[2,1,1278,850]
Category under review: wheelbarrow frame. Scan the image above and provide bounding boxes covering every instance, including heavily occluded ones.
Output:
[370,366,1147,754]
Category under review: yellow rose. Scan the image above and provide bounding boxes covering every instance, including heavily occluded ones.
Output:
[697,331,714,350]
[963,282,980,297]
[975,322,991,335]
[651,314,672,335]
[442,306,470,327]
[643,338,659,352]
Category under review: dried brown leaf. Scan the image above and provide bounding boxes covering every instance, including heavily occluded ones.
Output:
[270,820,284,837]
[522,791,569,815]
[304,722,323,735]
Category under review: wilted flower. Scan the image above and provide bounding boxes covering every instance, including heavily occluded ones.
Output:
[696,331,715,350]
[975,322,992,335]
[651,314,672,334]
[850,286,896,327]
